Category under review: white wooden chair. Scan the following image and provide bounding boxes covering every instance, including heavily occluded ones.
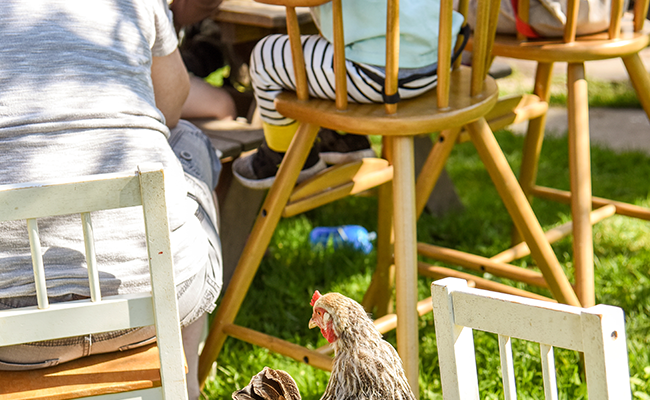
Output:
[0,164,188,400]
[431,277,631,399]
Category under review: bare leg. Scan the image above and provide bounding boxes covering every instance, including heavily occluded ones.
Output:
[183,313,208,400]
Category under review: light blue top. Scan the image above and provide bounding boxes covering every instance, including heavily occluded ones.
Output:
[311,0,465,68]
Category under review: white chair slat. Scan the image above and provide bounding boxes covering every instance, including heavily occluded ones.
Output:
[0,294,154,346]
[540,343,558,400]
[26,218,49,309]
[431,279,480,400]
[81,212,102,302]
[0,171,141,222]
[137,165,187,400]
[580,305,631,400]
[451,289,584,351]
[498,334,517,400]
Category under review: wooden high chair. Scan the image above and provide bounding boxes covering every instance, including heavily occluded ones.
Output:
[432,278,631,399]
[0,165,188,400]
[197,0,578,394]
[478,0,650,308]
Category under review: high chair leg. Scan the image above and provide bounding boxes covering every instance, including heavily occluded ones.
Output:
[415,127,461,218]
[567,62,594,308]
[622,53,650,121]
[466,117,581,307]
[198,122,321,386]
[513,62,553,245]
[518,62,553,201]
[389,135,420,398]
[362,181,394,317]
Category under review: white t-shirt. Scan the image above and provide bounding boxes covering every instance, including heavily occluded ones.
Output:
[0,0,210,301]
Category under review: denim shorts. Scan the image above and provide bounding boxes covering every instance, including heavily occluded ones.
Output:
[169,119,223,328]
[0,120,223,371]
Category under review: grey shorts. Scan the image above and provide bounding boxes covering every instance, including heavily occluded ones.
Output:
[0,120,223,371]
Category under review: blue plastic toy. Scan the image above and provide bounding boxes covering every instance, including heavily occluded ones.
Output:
[309,225,377,254]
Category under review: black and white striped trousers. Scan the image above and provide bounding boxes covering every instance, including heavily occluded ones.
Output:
[249,34,441,126]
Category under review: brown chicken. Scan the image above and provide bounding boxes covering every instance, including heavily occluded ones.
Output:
[309,290,416,400]
[232,367,302,400]
[233,291,416,400]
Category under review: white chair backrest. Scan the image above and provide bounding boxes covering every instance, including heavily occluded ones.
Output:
[0,163,187,400]
[431,278,631,400]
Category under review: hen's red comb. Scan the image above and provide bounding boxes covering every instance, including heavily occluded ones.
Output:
[310,290,322,306]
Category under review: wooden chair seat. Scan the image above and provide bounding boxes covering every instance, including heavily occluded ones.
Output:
[491,23,650,63]
[276,66,498,135]
[0,344,162,400]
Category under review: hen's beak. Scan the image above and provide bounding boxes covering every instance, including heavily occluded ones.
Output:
[308,317,318,329]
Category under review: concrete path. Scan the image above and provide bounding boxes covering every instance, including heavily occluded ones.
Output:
[492,47,650,154]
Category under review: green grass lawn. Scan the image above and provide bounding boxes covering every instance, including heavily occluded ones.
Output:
[201,126,650,399]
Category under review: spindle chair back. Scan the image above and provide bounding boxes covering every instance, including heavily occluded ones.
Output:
[432,277,631,399]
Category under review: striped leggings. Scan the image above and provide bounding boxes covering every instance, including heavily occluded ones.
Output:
[249,34,441,126]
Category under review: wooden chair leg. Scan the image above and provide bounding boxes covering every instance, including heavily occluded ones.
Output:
[518,62,554,202]
[198,122,321,387]
[415,127,462,218]
[466,117,581,307]
[390,135,420,398]
[567,62,595,308]
[513,62,554,244]
[622,53,650,122]
[362,181,395,317]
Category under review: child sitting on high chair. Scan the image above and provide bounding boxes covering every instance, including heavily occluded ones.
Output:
[233,0,467,189]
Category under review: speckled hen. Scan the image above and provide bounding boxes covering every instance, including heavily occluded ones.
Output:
[309,290,416,400]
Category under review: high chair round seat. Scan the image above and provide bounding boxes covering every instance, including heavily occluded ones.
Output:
[275,66,499,136]
[490,22,650,63]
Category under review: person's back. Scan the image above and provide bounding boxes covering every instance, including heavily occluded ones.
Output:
[0,2,222,398]
[1,0,208,303]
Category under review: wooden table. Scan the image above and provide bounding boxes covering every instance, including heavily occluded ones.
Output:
[214,0,314,43]
[212,0,317,86]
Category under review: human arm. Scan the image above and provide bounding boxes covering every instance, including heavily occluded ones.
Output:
[169,0,223,27]
[181,75,236,120]
[151,48,191,129]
